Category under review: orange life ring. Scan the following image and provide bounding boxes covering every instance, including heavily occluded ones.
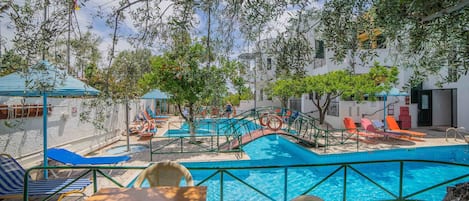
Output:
[259,113,269,126]
[267,115,283,131]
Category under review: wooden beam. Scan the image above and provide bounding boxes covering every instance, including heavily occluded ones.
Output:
[421,0,469,23]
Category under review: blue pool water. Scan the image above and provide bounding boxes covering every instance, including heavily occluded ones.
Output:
[132,133,469,200]
[164,118,260,137]
[181,137,469,201]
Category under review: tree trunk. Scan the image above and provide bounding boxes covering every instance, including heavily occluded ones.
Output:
[319,109,326,125]
[178,103,197,143]
[188,103,196,143]
[281,97,288,108]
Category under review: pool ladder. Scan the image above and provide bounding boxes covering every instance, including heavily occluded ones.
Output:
[445,127,469,143]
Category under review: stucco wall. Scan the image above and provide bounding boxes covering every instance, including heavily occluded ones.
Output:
[432,90,452,126]
[0,97,142,167]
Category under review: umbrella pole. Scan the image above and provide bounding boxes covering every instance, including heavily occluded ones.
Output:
[42,94,48,179]
[125,97,130,152]
[383,95,387,131]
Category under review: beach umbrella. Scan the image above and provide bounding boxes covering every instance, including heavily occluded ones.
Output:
[376,87,409,130]
[0,60,100,178]
[141,89,170,100]
[141,89,171,114]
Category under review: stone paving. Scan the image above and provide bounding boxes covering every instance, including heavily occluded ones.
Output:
[49,116,467,200]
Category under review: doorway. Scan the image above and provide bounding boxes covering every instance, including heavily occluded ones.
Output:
[417,90,432,126]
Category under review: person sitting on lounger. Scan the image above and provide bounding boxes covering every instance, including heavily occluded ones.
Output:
[130,120,156,135]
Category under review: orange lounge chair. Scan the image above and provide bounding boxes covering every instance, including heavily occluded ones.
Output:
[343,117,382,138]
[386,116,426,138]
[361,118,424,142]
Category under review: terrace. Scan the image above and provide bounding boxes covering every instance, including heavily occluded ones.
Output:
[14,112,468,201]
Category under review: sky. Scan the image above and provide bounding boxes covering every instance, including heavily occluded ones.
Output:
[0,0,323,67]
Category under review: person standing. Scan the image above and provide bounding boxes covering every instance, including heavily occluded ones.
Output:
[225,102,233,118]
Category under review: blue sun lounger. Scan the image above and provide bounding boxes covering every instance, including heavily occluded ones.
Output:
[0,153,91,200]
[47,148,130,165]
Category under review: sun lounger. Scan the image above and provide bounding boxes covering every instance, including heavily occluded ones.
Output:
[142,110,167,127]
[48,148,130,165]
[146,106,170,120]
[386,116,426,138]
[0,153,91,200]
[343,117,382,138]
[371,119,385,129]
[361,118,424,142]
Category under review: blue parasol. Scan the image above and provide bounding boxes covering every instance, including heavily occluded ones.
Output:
[377,87,409,130]
[0,60,100,178]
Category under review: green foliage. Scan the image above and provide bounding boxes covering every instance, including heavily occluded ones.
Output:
[220,58,250,104]
[269,78,301,107]
[69,32,102,76]
[224,90,252,107]
[0,50,27,76]
[108,49,152,99]
[140,36,228,140]
[301,63,399,124]
[7,0,71,64]
[320,0,469,86]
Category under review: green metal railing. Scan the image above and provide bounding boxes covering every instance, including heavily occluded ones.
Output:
[23,165,146,201]
[24,160,469,201]
[149,107,364,158]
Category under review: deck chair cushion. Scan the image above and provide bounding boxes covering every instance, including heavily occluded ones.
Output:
[0,154,91,199]
[48,148,130,165]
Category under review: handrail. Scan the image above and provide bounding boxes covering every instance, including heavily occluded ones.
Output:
[153,107,363,156]
[446,127,469,143]
[23,159,469,201]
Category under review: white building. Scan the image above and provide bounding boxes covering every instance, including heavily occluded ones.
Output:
[238,25,469,130]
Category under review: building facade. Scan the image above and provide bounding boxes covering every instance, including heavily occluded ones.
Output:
[238,27,469,130]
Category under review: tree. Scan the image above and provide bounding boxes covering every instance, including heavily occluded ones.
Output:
[271,5,318,78]
[140,35,222,142]
[269,78,301,108]
[320,0,469,86]
[70,32,102,77]
[7,0,71,66]
[301,63,399,124]
[221,58,251,105]
[108,49,152,99]
[0,50,27,76]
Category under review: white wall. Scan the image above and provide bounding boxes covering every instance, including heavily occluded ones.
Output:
[423,72,469,129]
[0,97,139,167]
[432,90,452,126]
[456,76,469,129]
[238,100,281,113]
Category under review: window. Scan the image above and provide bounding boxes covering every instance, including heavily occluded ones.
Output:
[358,29,385,49]
[376,34,386,49]
[327,101,339,116]
[448,66,459,83]
[259,89,264,101]
[411,83,422,104]
[266,58,272,70]
[289,98,301,112]
[315,40,325,58]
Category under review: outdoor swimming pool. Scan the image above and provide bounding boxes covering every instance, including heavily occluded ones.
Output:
[163,118,260,137]
[133,134,469,201]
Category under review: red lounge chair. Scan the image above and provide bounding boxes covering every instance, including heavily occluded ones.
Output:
[343,117,382,138]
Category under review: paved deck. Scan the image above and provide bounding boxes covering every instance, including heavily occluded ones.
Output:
[42,117,467,200]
